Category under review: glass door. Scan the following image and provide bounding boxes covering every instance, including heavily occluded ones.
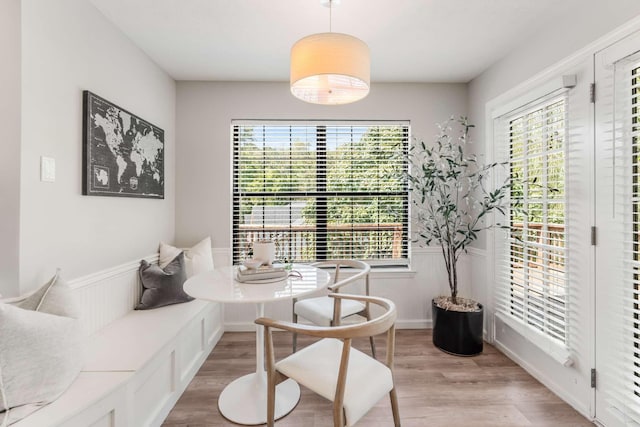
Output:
[594,30,640,427]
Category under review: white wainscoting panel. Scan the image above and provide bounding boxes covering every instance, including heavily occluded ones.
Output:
[68,254,159,335]
[205,302,223,347]
[466,247,488,338]
[133,350,176,427]
[178,316,206,382]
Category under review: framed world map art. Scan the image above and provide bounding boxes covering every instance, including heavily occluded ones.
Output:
[82,90,164,199]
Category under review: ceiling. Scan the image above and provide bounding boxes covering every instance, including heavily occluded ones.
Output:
[90,0,582,83]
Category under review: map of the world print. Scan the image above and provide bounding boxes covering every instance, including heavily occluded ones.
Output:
[83,91,164,198]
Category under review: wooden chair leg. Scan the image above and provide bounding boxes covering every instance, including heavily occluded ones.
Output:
[265,327,276,427]
[332,405,346,427]
[364,307,377,358]
[267,380,276,427]
[292,311,298,353]
[369,335,376,359]
[389,387,401,427]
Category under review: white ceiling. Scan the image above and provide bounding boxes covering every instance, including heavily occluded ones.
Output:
[90,0,582,83]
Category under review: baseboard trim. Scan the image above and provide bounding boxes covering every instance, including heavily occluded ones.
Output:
[396,319,431,329]
[224,322,255,332]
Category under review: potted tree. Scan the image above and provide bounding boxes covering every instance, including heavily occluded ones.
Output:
[408,117,512,356]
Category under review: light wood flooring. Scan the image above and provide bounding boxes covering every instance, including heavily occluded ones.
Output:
[163,329,593,426]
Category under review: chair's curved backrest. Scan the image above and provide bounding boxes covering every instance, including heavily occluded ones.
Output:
[293,260,375,355]
[261,293,396,340]
[311,260,371,292]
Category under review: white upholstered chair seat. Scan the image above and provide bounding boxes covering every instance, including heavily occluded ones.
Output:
[276,338,393,426]
[294,297,366,327]
[293,260,376,357]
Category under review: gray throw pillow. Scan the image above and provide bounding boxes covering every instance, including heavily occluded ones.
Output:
[0,272,84,425]
[136,252,194,310]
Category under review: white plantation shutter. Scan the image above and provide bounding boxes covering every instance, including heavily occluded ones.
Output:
[595,45,640,425]
[231,121,409,266]
[494,92,571,362]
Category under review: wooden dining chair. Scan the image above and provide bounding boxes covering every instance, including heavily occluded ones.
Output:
[292,260,376,357]
[256,293,400,427]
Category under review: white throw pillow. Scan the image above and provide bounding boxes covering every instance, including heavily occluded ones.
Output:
[0,272,84,425]
[15,272,80,319]
[159,236,214,277]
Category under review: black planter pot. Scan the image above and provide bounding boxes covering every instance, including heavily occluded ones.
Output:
[432,299,484,356]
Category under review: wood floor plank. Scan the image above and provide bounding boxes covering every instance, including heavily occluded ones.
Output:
[163,329,593,426]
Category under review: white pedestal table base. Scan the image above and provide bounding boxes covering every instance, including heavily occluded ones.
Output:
[217,372,300,425]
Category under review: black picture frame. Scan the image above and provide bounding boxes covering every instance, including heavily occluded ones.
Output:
[82,90,164,199]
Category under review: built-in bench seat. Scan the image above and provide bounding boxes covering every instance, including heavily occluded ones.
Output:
[12,256,223,427]
[13,372,132,427]
[84,299,214,372]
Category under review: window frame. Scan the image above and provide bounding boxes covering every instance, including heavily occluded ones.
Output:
[490,84,573,365]
[505,96,568,341]
[231,120,410,267]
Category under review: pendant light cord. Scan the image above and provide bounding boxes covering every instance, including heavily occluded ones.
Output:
[329,0,332,32]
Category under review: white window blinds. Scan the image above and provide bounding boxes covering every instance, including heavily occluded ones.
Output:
[595,51,640,424]
[231,121,409,266]
[494,94,569,358]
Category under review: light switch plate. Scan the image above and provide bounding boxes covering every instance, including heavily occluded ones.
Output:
[41,156,56,182]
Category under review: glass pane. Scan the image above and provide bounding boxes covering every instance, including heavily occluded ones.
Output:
[326,196,405,260]
[234,196,317,262]
[507,97,567,344]
[326,125,407,193]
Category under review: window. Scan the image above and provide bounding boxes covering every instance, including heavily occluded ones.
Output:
[494,95,569,353]
[232,121,409,266]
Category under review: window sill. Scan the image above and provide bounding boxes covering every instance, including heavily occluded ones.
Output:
[318,265,416,279]
[495,312,573,367]
[369,266,417,279]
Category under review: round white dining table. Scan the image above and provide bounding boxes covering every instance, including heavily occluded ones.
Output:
[183,264,331,425]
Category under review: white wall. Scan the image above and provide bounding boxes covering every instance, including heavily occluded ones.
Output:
[175,81,470,326]
[18,0,176,293]
[468,1,640,174]
[0,0,21,296]
[467,3,640,420]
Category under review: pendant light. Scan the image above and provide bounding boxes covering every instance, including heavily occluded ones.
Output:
[290,0,370,105]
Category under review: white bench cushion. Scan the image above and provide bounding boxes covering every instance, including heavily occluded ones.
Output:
[276,338,393,427]
[12,371,132,427]
[84,299,210,371]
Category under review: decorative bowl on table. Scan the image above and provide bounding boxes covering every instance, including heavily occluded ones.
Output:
[242,259,263,270]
